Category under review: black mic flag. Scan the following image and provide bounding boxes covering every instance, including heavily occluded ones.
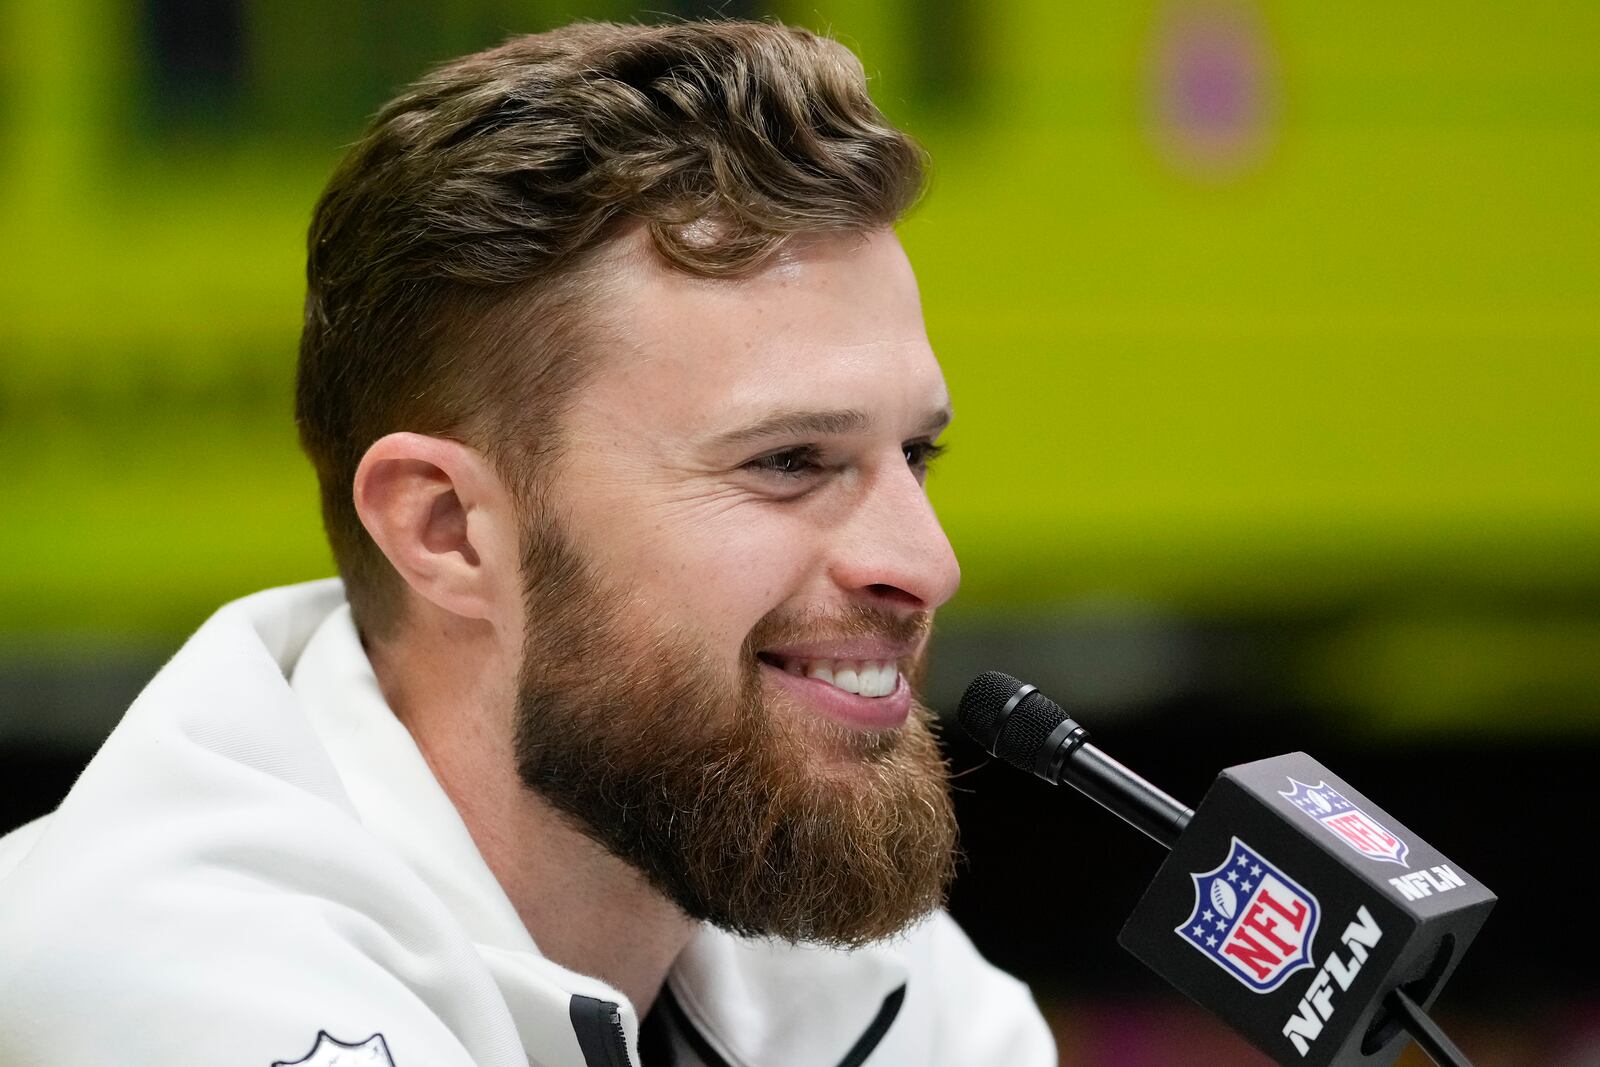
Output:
[959,672,1495,1067]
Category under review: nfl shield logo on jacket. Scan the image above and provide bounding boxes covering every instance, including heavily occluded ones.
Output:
[273,1031,394,1066]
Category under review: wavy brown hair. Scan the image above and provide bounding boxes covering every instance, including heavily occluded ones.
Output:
[296,19,927,637]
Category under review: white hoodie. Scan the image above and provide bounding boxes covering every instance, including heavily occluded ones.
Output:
[0,581,1055,1066]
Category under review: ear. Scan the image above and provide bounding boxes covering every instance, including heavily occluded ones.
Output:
[353,432,521,627]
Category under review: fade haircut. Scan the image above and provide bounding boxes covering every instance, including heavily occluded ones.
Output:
[295,19,927,638]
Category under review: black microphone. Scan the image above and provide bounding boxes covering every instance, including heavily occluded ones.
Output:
[958,671,1495,1067]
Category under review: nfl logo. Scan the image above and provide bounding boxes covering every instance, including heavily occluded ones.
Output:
[273,1032,395,1067]
[1176,837,1320,993]
[1280,778,1410,867]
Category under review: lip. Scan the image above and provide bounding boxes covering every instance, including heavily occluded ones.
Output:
[757,659,913,731]
[757,639,919,664]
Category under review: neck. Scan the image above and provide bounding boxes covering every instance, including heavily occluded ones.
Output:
[367,612,695,1016]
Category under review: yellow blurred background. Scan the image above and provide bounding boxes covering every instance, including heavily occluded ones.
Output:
[4,0,1596,731]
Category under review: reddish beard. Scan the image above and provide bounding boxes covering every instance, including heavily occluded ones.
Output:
[512,519,958,946]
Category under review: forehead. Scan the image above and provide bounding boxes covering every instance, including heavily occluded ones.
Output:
[573,228,948,436]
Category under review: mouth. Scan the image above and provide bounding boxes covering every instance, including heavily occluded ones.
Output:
[755,653,903,698]
[754,651,914,732]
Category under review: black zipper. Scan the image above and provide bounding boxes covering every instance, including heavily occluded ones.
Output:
[833,985,906,1067]
[655,982,908,1067]
[570,994,633,1067]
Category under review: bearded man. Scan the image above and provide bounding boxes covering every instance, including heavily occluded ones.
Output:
[0,20,1054,1067]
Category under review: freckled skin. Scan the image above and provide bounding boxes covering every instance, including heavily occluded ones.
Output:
[551,227,961,682]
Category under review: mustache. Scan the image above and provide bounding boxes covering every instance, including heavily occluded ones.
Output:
[743,603,933,656]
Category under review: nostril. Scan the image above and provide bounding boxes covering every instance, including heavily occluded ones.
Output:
[865,583,923,609]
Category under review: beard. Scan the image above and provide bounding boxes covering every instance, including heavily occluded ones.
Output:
[511,517,958,947]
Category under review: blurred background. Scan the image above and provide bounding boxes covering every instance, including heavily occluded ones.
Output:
[2,0,1596,1063]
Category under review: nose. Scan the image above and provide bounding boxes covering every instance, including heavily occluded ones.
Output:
[828,460,961,614]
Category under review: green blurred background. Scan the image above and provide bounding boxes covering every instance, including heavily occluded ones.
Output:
[4,0,1596,735]
[3,1,1597,1061]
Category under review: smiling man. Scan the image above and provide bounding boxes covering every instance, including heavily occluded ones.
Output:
[0,20,1053,1067]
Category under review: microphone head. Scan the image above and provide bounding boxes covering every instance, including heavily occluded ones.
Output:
[955,670,1024,740]
[958,671,1073,774]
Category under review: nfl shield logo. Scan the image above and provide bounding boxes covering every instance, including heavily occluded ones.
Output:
[1176,837,1320,993]
[1280,778,1410,867]
[272,1032,395,1067]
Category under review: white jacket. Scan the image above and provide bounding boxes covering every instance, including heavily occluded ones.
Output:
[0,581,1054,1066]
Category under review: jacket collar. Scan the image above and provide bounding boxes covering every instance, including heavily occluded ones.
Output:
[667,927,910,1067]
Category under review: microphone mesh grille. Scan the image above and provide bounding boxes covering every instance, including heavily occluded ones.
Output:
[994,690,1068,772]
[956,671,1023,741]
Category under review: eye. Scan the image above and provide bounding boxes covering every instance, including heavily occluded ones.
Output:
[903,439,947,479]
[744,445,824,479]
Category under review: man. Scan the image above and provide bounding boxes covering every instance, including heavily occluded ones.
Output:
[0,20,1053,1067]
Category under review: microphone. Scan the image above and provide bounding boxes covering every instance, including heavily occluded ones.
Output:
[958,671,1495,1067]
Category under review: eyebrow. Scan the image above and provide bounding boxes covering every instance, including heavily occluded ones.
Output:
[708,406,953,449]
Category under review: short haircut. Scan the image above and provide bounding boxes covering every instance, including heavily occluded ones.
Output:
[295,19,927,638]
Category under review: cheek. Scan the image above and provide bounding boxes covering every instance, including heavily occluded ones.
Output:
[631,510,820,637]
[696,528,806,604]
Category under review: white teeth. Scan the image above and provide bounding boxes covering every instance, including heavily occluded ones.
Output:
[783,657,899,698]
[865,663,896,697]
[879,664,900,696]
[832,663,861,694]
[857,662,881,697]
